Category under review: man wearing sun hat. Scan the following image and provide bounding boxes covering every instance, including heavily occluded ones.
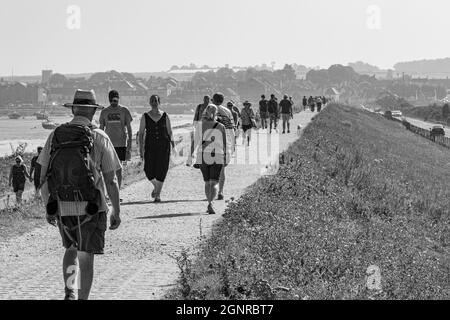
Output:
[37,89,122,300]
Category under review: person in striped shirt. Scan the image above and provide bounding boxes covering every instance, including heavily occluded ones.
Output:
[38,89,122,300]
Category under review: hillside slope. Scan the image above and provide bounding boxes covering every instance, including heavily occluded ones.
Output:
[173,103,450,300]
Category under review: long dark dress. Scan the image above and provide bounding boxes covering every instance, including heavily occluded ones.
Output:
[143,112,171,182]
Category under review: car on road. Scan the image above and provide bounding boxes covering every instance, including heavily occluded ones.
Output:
[391,110,403,122]
[430,124,445,137]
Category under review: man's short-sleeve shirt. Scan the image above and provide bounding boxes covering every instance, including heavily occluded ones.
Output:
[38,116,122,215]
[99,105,133,147]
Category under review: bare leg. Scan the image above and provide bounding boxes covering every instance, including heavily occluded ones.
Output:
[63,247,78,299]
[16,190,23,204]
[218,167,225,196]
[77,251,94,300]
[154,180,164,199]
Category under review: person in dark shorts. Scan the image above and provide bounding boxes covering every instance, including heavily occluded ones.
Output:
[99,90,133,188]
[268,94,279,133]
[280,95,293,134]
[302,96,308,111]
[38,89,122,300]
[259,95,269,129]
[193,104,227,214]
[138,95,175,202]
[30,146,43,196]
[9,155,31,204]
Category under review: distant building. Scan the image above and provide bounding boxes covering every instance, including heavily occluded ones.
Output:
[324,87,340,101]
[41,70,53,85]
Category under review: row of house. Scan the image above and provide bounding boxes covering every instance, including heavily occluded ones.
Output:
[1,69,341,110]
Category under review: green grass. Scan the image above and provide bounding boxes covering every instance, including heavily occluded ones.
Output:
[168,103,450,300]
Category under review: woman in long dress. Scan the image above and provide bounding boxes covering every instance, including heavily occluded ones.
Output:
[138,95,175,202]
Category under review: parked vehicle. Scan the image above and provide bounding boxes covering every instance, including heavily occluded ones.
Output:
[430,125,445,140]
[8,112,21,119]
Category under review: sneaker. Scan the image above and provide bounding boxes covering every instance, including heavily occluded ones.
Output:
[64,288,76,300]
[282,131,285,134]
[217,194,224,200]
[154,197,161,203]
[207,203,216,215]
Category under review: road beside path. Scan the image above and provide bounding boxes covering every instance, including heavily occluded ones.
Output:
[0,110,318,300]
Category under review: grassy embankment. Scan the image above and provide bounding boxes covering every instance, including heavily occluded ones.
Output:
[170,103,450,300]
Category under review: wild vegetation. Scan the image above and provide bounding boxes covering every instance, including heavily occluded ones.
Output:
[402,103,450,125]
[170,103,450,300]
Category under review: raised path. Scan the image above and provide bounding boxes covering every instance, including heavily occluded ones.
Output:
[0,110,316,300]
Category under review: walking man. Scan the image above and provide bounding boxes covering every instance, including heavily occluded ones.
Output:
[29,146,43,197]
[268,94,279,133]
[280,95,293,134]
[99,90,133,188]
[302,96,307,111]
[259,95,269,130]
[38,89,122,300]
[212,93,233,200]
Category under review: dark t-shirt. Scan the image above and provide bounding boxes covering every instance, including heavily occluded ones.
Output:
[280,99,293,114]
[259,99,268,113]
[267,99,278,114]
[30,155,41,181]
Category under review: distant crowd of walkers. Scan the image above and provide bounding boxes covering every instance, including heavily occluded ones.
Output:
[302,95,327,112]
[6,87,328,300]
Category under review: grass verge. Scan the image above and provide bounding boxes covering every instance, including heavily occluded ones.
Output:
[168,103,450,300]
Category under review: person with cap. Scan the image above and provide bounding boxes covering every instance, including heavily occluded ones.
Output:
[259,95,269,130]
[29,146,43,196]
[280,95,293,134]
[241,100,256,146]
[9,155,31,204]
[211,92,233,201]
[38,89,122,300]
[138,95,176,203]
[99,90,133,189]
[267,94,279,133]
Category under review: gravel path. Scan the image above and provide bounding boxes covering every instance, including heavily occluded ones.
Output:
[0,111,316,300]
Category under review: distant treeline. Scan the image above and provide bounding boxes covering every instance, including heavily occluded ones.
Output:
[402,103,450,125]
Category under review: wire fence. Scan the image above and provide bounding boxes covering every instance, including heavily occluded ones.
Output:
[402,120,450,148]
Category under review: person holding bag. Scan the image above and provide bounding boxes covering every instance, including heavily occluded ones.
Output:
[241,100,256,146]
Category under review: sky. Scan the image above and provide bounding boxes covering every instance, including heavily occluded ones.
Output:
[0,0,449,76]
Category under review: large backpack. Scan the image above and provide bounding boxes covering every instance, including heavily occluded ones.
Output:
[46,124,99,215]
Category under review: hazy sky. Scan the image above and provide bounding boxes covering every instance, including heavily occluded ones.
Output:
[1,0,449,75]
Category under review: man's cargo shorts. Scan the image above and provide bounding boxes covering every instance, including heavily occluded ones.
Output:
[57,212,107,254]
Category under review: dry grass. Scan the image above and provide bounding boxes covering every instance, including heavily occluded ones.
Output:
[169,103,450,300]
